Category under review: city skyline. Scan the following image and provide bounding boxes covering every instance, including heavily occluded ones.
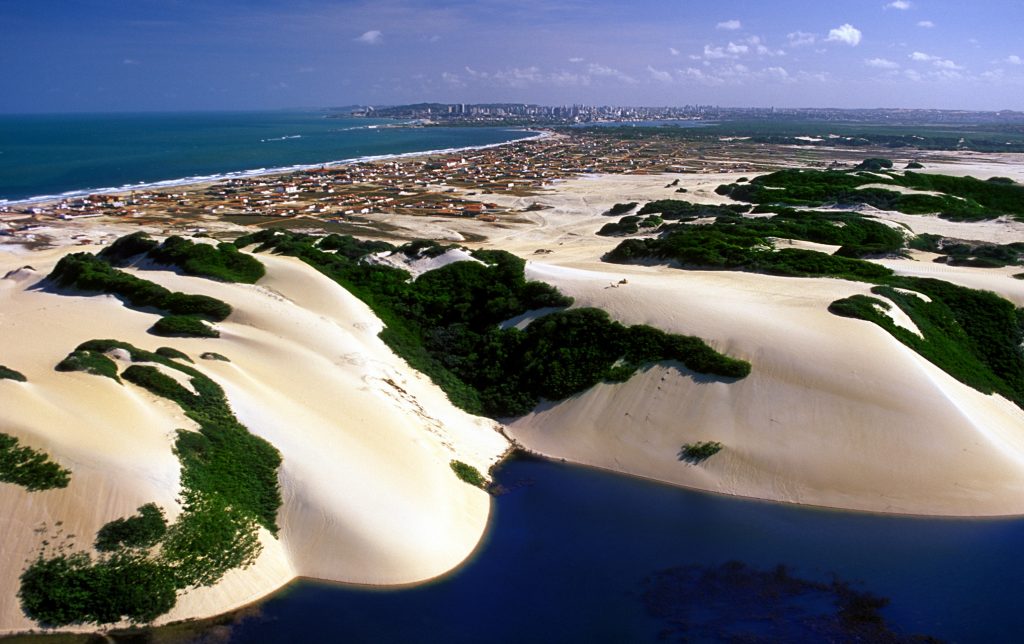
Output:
[3,0,1024,113]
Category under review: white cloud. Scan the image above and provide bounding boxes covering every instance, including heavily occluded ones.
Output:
[717,19,741,30]
[669,47,680,56]
[700,44,730,59]
[1006,55,1023,65]
[917,20,935,28]
[787,31,816,47]
[441,71,465,87]
[885,1,911,9]
[587,63,637,84]
[726,42,749,55]
[568,57,584,63]
[747,35,785,56]
[826,24,862,46]
[122,58,139,65]
[866,57,900,69]
[355,30,382,45]
[909,52,963,70]
[647,65,673,83]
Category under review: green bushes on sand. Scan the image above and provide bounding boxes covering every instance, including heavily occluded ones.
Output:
[48,253,231,321]
[830,278,1024,409]
[713,167,1024,221]
[18,551,177,626]
[55,350,121,383]
[95,504,167,552]
[235,229,749,418]
[150,315,219,338]
[147,236,265,283]
[156,347,193,363]
[0,433,71,491]
[637,199,747,220]
[604,208,898,281]
[20,339,281,626]
[909,233,1024,268]
[678,441,723,463]
[605,202,638,216]
[0,364,26,382]
[101,232,265,284]
[450,460,487,488]
[597,215,664,236]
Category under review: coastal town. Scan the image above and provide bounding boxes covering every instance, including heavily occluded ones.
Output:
[0,128,870,248]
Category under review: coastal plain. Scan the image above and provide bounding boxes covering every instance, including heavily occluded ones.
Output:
[2,135,1024,634]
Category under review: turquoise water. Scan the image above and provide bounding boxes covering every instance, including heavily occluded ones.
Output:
[0,111,531,202]
[215,456,1024,643]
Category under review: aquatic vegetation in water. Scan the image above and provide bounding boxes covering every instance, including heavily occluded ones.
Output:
[642,561,939,642]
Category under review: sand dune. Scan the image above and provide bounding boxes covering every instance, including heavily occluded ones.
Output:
[0,248,508,633]
[506,259,1024,516]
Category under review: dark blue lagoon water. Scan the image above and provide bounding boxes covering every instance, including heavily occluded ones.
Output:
[217,456,1024,643]
[0,111,532,202]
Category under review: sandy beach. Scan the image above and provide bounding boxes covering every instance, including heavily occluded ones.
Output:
[2,155,1024,632]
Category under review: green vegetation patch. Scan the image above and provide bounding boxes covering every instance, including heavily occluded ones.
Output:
[101,232,265,284]
[597,214,663,236]
[48,252,231,321]
[200,352,230,362]
[605,208,899,281]
[714,167,1024,221]
[637,199,748,221]
[318,233,395,259]
[598,199,1024,411]
[830,278,1024,409]
[236,229,749,418]
[398,239,459,259]
[20,339,281,626]
[18,551,178,626]
[605,201,638,216]
[150,315,219,338]
[450,460,487,489]
[910,233,1024,268]
[0,433,71,491]
[55,350,121,383]
[678,441,723,464]
[853,158,894,172]
[156,347,193,363]
[0,364,27,382]
[95,504,167,552]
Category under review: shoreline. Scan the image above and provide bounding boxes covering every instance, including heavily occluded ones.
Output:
[0,129,548,207]
[6,444,1023,641]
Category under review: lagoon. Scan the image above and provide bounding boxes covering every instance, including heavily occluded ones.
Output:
[218,455,1024,642]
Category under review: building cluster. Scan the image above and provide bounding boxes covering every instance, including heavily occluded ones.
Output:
[0,129,787,245]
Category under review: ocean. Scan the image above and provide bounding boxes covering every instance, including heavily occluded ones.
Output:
[0,110,533,203]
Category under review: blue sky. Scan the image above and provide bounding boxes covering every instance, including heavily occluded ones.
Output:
[2,0,1023,112]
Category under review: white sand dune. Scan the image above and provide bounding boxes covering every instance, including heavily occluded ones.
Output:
[507,258,1024,516]
[0,248,508,633]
